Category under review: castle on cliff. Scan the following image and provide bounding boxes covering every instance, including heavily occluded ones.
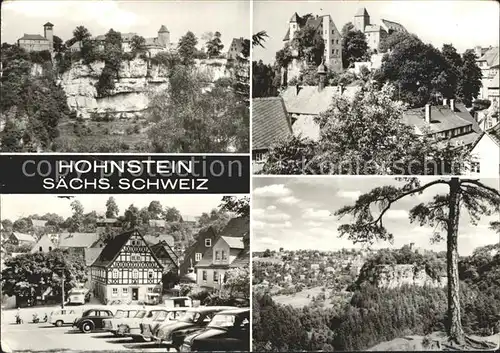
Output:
[17,22,54,52]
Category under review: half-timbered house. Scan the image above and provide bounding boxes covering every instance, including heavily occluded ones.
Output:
[90,229,164,304]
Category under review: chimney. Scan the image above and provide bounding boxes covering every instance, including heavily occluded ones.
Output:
[450,99,455,111]
[317,60,327,91]
[443,98,448,106]
[425,104,431,124]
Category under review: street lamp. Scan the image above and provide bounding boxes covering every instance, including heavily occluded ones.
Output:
[54,266,66,309]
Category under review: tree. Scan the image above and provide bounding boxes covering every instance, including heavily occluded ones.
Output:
[147,65,249,152]
[1,250,86,304]
[206,31,224,58]
[275,43,293,68]
[292,26,324,65]
[130,35,146,54]
[68,200,84,232]
[263,249,272,258]
[52,35,64,53]
[262,83,465,175]
[164,207,181,222]
[147,201,163,219]
[219,196,250,217]
[441,44,463,99]
[12,218,33,233]
[334,177,500,345]
[252,31,268,48]
[105,197,119,218]
[252,61,279,97]
[458,50,482,107]
[1,219,13,231]
[177,31,198,65]
[375,32,453,107]
[224,267,250,299]
[72,26,92,42]
[123,204,140,230]
[341,22,369,69]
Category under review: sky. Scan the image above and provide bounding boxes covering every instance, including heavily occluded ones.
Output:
[1,0,250,50]
[252,177,500,256]
[253,0,500,64]
[0,194,229,221]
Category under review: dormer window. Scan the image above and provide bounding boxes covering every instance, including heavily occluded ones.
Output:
[205,238,212,247]
[195,253,202,261]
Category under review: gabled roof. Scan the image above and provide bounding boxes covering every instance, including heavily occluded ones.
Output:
[44,22,54,27]
[151,240,179,264]
[182,226,217,262]
[18,34,48,41]
[487,122,500,146]
[84,248,104,266]
[252,97,293,151]
[91,229,162,268]
[229,37,244,51]
[57,232,100,248]
[229,249,249,268]
[220,236,244,249]
[355,7,369,17]
[283,28,291,41]
[144,234,174,247]
[11,232,36,243]
[304,16,322,30]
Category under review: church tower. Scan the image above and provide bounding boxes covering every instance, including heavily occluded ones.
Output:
[354,8,370,32]
[289,12,300,42]
[43,22,54,51]
[157,25,170,48]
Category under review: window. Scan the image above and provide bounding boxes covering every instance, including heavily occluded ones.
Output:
[205,238,212,247]
[148,270,154,279]
[195,253,202,261]
[39,246,42,252]
[215,250,221,261]
[112,269,119,279]
[147,287,153,293]
[332,30,334,34]
[471,161,481,173]
[255,152,266,163]
[222,250,227,261]
[202,271,207,281]
[214,271,219,282]
[122,288,128,294]
[336,39,339,44]
[112,288,118,296]
[332,49,335,54]
[132,269,139,279]
[49,246,52,251]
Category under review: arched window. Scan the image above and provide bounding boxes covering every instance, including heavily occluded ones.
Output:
[112,269,119,279]
[132,269,139,279]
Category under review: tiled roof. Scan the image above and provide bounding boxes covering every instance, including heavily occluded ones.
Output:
[305,16,322,30]
[91,230,135,267]
[229,249,249,268]
[150,241,178,265]
[252,97,292,151]
[12,232,36,243]
[487,122,500,146]
[144,234,174,247]
[57,232,100,248]
[355,7,369,17]
[18,34,48,41]
[281,85,340,115]
[478,47,499,67]
[381,19,407,32]
[221,236,244,249]
[219,216,249,239]
[84,248,104,266]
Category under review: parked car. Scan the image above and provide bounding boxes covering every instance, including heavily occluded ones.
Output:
[102,307,142,335]
[73,308,114,333]
[67,289,89,305]
[180,308,250,352]
[49,308,83,327]
[163,296,192,308]
[132,308,187,342]
[117,309,164,339]
[151,306,236,351]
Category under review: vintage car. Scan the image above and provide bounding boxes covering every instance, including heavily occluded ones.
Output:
[151,306,236,351]
[49,308,83,327]
[163,296,192,308]
[73,308,114,333]
[132,308,187,342]
[117,309,164,339]
[102,307,143,335]
[67,288,90,305]
[180,308,250,352]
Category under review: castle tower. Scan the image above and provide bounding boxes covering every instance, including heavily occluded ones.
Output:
[157,25,170,48]
[289,12,300,42]
[354,7,370,32]
[317,60,327,91]
[43,22,54,52]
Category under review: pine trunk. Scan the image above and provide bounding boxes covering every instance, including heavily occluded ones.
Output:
[446,178,465,345]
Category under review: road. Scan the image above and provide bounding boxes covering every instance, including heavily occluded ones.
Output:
[1,305,176,352]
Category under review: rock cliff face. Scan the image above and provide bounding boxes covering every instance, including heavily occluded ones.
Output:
[358,264,447,289]
[59,58,232,119]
